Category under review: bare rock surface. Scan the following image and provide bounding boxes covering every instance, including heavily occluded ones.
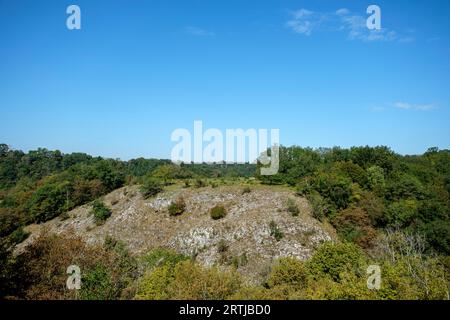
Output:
[18,184,336,284]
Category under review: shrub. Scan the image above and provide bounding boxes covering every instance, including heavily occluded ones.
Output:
[366,165,385,193]
[241,187,251,195]
[79,264,115,300]
[311,173,353,211]
[269,221,283,241]
[142,248,188,270]
[168,197,186,216]
[231,253,248,269]
[135,265,174,300]
[194,179,206,188]
[7,233,135,300]
[385,199,419,228]
[296,179,312,196]
[9,227,29,245]
[307,242,365,282]
[217,239,228,253]
[419,220,450,254]
[286,198,299,217]
[168,261,242,300]
[307,192,330,221]
[385,174,425,201]
[267,258,308,290]
[140,177,163,199]
[357,191,385,226]
[135,261,242,300]
[210,205,227,220]
[91,200,112,225]
[26,180,71,222]
[332,207,377,248]
[210,182,218,188]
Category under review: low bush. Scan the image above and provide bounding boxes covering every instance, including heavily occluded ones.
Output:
[267,258,308,290]
[142,248,188,270]
[91,200,112,225]
[306,242,365,282]
[210,205,227,220]
[286,198,299,217]
[140,177,163,199]
[136,261,242,300]
[269,221,283,241]
[168,197,186,216]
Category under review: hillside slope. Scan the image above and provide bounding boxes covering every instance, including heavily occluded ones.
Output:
[18,184,336,284]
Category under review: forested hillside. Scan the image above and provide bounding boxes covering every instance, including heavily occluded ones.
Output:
[0,143,448,300]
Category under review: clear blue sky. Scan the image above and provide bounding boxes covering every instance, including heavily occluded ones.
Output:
[1,0,449,159]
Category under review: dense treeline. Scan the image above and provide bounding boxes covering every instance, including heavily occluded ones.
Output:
[0,144,256,248]
[258,146,450,254]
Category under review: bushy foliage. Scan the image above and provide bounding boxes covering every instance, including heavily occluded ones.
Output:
[91,200,112,225]
[269,220,284,241]
[306,242,365,282]
[267,258,308,290]
[0,233,136,300]
[140,177,163,199]
[210,205,227,220]
[332,207,377,248]
[241,186,252,195]
[142,248,189,270]
[168,197,186,216]
[286,198,299,216]
[136,261,242,300]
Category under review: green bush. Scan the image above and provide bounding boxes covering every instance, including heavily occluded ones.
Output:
[210,205,227,220]
[366,165,385,193]
[241,187,251,195]
[91,200,111,225]
[9,227,29,245]
[420,220,450,254]
[168,197,186,216]
[140,177,163,199]
[79,264,115,300]
[26,180,72,222]
[194,179,206,188]
[267,258,308,290]
[168,261,242,300]
[142,248,188,270]
[385,199,419,228]
[217,239,228,253]
[311,173,353,211]
[136,261,242,300]
[135,265,174,300]
[286,198,299,216]
[307,192,330,220]
[269,220,284,241]
[306,242,365,282]
[231,253,248,269]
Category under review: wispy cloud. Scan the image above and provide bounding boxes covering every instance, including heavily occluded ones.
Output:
[286,8,414,43]
[285,9,321,36]
[185,26,215,37]
[394,102,435,111]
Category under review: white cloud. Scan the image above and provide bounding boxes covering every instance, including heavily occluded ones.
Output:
[335,8,350,16]
[394,102,435,111]
[185,26,215,37]
[285,9,320,36]
[286,8,413,43]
